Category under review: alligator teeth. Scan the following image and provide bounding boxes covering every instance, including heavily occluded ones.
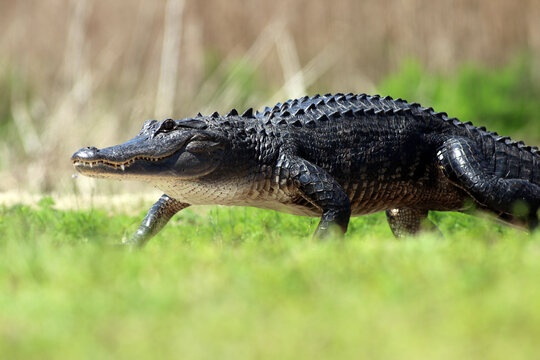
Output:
[73,154,170,169]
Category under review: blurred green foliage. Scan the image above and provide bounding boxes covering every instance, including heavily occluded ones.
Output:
[378,56,540,143]
[0,69,14,133]
[0,66,31,144]
[201,50,269,110]
[0,65,36,173]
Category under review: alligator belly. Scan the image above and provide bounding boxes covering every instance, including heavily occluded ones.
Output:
[153,178,322,217]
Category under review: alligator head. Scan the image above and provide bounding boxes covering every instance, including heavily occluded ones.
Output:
[71,118,227,181]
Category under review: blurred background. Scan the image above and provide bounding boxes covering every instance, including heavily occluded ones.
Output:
[0,0,539,197]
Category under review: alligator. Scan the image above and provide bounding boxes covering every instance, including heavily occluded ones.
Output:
[71,93,540,246]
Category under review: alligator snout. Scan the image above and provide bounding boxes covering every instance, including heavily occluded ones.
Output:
[71,146,99,162]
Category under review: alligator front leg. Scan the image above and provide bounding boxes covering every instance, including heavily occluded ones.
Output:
[437,137,540,230]
[280,155,351,238]
[125,194,190,247]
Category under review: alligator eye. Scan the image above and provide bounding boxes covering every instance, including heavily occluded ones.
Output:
[160,119,176,132]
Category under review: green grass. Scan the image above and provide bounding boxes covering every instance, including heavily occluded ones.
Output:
[1,200,540,360]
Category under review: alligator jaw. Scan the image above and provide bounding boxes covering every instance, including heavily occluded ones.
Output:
[72,156,164,170]
[71,151,174,178]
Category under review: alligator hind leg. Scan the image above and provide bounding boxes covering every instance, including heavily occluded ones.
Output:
[437,137,540,230]
[386,208,440,238]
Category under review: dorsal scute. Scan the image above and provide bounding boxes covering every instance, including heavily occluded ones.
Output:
[290,119,302,127]
[432,111,447,119]
[305,119,316,127]
[242,108,254,118]
[495,135,511,143]
[317,114,329,122]
[329,110,340,118]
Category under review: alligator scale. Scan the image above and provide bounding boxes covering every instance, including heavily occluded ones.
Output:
[72,93,540,245]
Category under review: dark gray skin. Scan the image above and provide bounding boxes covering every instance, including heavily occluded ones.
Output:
[72,93,540,246]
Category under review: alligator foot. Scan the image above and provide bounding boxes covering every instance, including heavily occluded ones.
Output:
[124,194,190,247]
[385,208,441,238]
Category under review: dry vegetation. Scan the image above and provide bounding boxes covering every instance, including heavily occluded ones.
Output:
[0,0,539,193]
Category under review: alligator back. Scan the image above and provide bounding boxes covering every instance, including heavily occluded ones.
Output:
[254,93,540,186]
